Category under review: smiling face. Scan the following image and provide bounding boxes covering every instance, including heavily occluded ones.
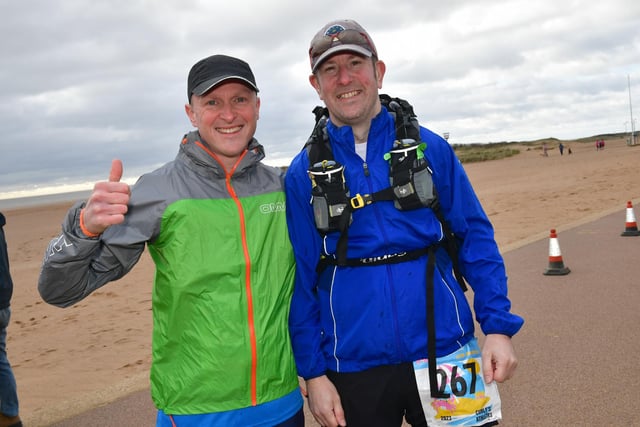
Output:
[185,81,260,171]
[310,52,385,132]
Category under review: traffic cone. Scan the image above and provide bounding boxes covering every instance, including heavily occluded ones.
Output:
[543,229,570,275]
[621,201,640,236]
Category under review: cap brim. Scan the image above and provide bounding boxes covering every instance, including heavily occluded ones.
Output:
[192,76,259,96]
[312,45,373,72]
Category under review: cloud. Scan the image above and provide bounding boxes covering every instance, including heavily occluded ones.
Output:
[0,0,639,196]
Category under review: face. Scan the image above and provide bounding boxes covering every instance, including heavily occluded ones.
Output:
[310,53,385,128]
[185,81,260,170]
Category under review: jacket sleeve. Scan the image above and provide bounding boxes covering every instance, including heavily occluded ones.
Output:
[284,152,328,380]
[425,129,524,337]
[0,213,13,308]
[38,179,160,307]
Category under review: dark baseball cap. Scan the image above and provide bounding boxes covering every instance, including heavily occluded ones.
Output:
[309,19,378,72]
[187,54,258,101]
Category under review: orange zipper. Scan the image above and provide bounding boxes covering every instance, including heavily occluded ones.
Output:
[195,141,258,405]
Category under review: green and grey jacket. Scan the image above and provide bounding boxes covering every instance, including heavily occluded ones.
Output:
[38,131,298,415]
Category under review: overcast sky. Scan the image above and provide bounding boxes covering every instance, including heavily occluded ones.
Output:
[1,0,639,197]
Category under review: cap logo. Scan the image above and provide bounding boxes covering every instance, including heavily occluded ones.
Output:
[324,24,346,37]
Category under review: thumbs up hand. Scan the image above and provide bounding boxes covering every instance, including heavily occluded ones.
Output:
[80,159,131,237]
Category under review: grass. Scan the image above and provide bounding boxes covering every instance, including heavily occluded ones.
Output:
[452,142,521,163]
[451,131,633,164]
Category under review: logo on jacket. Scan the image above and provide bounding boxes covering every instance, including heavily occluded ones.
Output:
[48,235,72,257]
[260,202,286,214]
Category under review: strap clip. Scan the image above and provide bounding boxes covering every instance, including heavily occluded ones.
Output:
[350,193,372,209]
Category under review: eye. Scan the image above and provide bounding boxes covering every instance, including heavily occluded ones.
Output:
[320,64,338,76]
[234,96,248,104]
[350,57,364,68]
[206,99,219,106]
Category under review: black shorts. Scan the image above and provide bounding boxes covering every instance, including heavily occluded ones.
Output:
[326,363,500,427]
[327,362,427,427]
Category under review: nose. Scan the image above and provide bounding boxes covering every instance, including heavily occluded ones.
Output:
[219,103,236,121]
[336,65,353,85]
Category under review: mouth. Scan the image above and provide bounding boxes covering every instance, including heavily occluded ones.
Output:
[337,90,360,100]
[217,125,243,134]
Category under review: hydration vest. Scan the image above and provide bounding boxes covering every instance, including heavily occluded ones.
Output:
[304,95,467,398]
[305,94,466,290]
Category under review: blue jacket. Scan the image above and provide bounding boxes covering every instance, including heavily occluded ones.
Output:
[285,106,524,380]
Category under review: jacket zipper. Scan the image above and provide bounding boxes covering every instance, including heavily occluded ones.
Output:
[226,171,258,406]
[195,141,259,405]
[362,160,403,361]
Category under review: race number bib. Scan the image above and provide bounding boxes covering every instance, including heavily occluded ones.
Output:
[413,338,501,426]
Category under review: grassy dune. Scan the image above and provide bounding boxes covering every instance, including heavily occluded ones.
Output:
[452,131,630,163]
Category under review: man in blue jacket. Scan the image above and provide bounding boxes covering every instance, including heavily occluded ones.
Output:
[0,213,22,427]
[285,19,524,427]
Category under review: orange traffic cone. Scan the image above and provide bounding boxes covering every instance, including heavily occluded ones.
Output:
[621,201,640,236]
[543,229,570,275]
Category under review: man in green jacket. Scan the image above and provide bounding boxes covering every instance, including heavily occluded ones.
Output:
[38,54,303,427]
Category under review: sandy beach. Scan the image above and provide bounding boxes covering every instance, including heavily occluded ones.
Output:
[3,135,640,426]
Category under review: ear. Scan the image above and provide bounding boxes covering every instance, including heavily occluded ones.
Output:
[375,60,386,89]
[184,103,197,128]
[309,74,323,100]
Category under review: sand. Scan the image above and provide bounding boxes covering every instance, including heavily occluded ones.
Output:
[3,136,640,426]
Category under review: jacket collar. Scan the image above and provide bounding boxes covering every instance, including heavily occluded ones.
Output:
[179,130,265,177]
[326,107,395,157]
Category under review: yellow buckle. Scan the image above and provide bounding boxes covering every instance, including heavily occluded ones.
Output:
[350,194,369,209]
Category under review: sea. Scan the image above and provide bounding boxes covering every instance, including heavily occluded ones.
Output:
[0,177,140,211]
[0,189,93,211]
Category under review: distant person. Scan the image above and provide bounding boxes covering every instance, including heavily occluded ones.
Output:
[38,55,304,426]
[285,18,524,427]
[558,142,564,155]
[542,142,549,156]
[568,146,572,155]
[0,213,22,427]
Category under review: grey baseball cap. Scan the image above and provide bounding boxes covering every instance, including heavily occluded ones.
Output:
[309,19,378,72]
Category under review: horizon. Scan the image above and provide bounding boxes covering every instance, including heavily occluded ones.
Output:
[2,130,635,206]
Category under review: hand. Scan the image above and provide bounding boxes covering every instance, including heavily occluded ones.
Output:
[481,334,518,383]
[81,159,131,236]
[305,375,347,427]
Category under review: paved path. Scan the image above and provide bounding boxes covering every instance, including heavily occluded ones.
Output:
[46,209,640,426]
